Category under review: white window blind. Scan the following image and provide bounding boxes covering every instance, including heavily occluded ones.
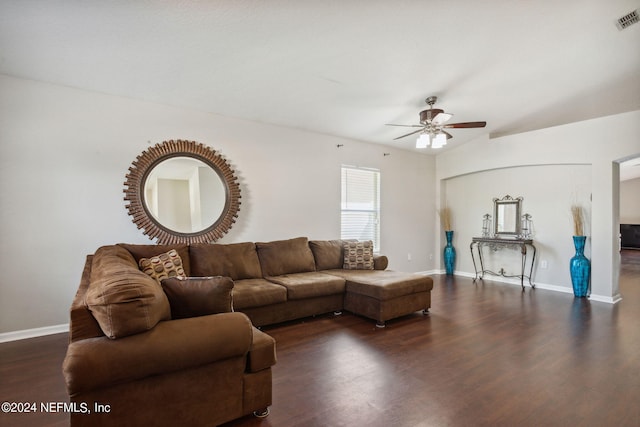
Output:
[341,166,380,251]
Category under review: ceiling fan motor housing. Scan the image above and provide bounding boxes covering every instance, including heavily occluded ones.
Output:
[420,108,443,124]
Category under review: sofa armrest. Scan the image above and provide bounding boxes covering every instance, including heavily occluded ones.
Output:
[69,255,104,342]
[63,312,253,395]
[247,327,277,372]
[374,255,388,270]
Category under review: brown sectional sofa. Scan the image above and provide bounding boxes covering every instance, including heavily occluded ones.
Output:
[187,237,434,327]
[63,237,433,426]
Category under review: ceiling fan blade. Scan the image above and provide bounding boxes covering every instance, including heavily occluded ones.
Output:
[393,128,425,140]
[432,112,454,126]
[443,121,487,129]
[385,124,423,128]
[443,131,453,139]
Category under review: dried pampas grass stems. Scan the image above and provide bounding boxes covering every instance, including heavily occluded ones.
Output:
[439,207,452,231]
[571,205,584,236]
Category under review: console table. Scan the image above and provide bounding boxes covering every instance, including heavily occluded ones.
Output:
[470,237,536,289]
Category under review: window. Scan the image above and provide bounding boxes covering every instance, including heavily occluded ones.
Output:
[341,166,380,251]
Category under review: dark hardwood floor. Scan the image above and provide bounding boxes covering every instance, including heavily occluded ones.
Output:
[2,250,639,427]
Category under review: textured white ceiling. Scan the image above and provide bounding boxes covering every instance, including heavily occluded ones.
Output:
[1,0,639,158]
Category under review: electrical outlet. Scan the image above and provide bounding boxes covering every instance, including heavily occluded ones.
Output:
[429,253,433,260]
[407,253,412,261]
[541,260,548,269]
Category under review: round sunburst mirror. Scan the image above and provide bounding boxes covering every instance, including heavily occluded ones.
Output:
[123,139,241,244]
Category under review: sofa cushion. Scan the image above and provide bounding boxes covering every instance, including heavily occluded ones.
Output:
[309,239,347,270]
[86,246,171,339]
[118,243,191,275]
[231,279,288,310]
[266,272,346,300]
[161,276,234,319]
[326,270,433,300]
[343,240,375,270]
[138,249,187,283]
[256,237,316,277]
[190,242,263,280]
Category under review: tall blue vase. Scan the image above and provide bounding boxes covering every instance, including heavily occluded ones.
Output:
[444,230,456,275]
[570,236,590,297]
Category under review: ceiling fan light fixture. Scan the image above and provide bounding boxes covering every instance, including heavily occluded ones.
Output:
[416,133,430,148]
[431,132,447,149]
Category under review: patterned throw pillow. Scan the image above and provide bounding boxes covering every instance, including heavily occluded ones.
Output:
[139,249,186,282]
[343,240,375,270]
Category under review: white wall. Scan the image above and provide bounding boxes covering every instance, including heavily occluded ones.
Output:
[436,110,640,302]
[0,75,436,334]
[620,177,640,224]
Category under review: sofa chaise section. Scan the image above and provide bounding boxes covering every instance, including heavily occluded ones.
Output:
[324,269,433,327]
[308,239,433,327]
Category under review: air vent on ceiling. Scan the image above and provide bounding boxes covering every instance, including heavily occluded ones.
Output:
[616,9,639,30]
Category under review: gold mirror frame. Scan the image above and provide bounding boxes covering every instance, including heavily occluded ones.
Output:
[123,139,241,244]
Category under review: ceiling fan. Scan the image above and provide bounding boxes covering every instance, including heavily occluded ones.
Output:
[387,96,486,148]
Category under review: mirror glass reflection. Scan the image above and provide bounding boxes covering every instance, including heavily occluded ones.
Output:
[144,157,226,233]
[496,203,518,234]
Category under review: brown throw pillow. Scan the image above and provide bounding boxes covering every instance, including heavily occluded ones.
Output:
[309,240,343,270]
[139,249,186,282]
[161,276,234,319]
[310,239,357,270]
[343,240,375,270]
[190,242,263,280]
[256,237,316,277]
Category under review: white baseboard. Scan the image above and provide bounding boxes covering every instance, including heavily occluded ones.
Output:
[416,269,441,275]
[588,293,622,304]
[431,270,622,305]
[0,323,69,343]
[452,270,475,278]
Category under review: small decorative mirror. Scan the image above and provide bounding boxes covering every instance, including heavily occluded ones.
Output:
[493,195,523,237]
[124,140,241,244]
